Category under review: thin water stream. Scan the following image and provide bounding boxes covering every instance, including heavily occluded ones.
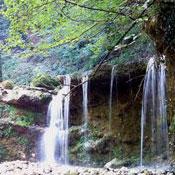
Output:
[140,57,169,167]
[82,74,89,135]
[109,66,116,132]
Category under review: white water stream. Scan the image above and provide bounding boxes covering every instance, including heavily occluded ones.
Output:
[140,57,169,167]
[41,75,71,164]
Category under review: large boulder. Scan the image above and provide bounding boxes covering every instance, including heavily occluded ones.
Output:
[104,158,132,169]
[1,80,14,90]
[0,87,52,112]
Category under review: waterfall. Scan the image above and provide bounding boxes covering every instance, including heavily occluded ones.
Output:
[109,66,116,132]
[140,57,169,167]
[41,75,71,164]
[82,74,89,135]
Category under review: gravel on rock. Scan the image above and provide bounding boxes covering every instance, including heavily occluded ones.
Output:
[0,161,174,175]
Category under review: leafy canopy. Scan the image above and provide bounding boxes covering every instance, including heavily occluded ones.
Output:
[0,0,153,57]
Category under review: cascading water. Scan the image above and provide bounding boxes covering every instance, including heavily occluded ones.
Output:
[41,75,71,164]
[81,73,91,164]
[140,57,169,167]
[109,66,116,132]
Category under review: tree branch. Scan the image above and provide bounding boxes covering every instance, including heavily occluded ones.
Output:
[65,0,121,14]
[64,0,135,20]
[63,0,155,97]
[91,0,155,76]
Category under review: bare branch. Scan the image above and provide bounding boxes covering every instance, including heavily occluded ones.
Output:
[64,0,135,20]
[134,77,144,101]
[65,0,122,14]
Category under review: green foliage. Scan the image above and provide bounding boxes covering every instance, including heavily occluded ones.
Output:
[17,136,29,146]
[113,145,123,159]
[88,124,102,141]
[1,0,153,56]
[14,115,35,127]
[170,116,175,133]
[3,104,43,127]
[2,125,16,138]
[112,146,140,166]
[2,55,34,85]
[12,111,41,127]
[31,73,60,90]
[0,0,155,86]
[111,32,154,65]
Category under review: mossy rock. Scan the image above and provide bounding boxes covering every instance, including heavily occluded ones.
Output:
[0,144,8,161]
[1,80,14,90]
[31,73,60,90]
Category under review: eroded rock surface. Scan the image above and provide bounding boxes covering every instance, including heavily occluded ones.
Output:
[0,86,53,112]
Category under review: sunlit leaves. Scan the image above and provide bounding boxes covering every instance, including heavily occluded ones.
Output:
[0,0,153,58]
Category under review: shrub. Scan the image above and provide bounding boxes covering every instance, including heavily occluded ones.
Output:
[31,73,60,90]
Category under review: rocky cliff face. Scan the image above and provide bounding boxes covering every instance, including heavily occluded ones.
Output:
[69,63,146,166]
[144,1,175,160]
[0,85,53,162]
[0,62,146,166]
[0,57,174,167]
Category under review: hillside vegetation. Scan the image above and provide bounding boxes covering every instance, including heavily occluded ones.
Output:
[0,0,155,84]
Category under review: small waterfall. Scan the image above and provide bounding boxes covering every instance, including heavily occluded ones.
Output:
[82,74,89,135]
[81,73,90,164]
[109,66,116,132]
[41,75,71,164]
[140,57,169,167]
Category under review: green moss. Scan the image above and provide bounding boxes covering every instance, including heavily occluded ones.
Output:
[17,137,29,146]
[12,111,42,127]
[112,145,140,167]
[88,124,102,141]
[113,146,123,159]
[14,115,34,127]
[39,93,52,103]
[2,104,43,127]
[31,73,60,90]
[2,126,16,138]
[170,116,175,133]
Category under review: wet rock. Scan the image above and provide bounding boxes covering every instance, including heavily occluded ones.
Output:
[66,170,79,175]
[0,160,172,175]
[123,34,137,45]
[1,80,14,90]
[104,158,131,169]
[84,135,116,154]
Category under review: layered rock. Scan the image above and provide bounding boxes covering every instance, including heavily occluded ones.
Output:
[0,62,147,166]
[144,1,175,160]
[0,121,43,162]
[0,86,53,112]
[0,84,53,162]
[69,63,146,166]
